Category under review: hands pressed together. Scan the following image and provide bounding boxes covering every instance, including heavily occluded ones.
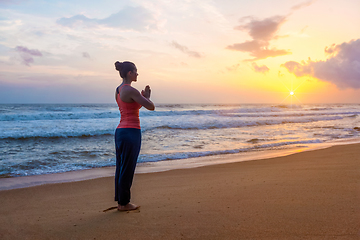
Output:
[141,85,151,99]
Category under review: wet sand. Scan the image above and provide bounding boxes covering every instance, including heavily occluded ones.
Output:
[0,143,359,239]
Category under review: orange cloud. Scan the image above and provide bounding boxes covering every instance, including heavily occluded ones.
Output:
[252,63,269,74]
[227,15,291,60]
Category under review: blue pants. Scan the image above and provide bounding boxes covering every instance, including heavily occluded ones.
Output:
[114,128,141,206]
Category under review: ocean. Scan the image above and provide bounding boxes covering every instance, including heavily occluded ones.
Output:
[1,103,359,178]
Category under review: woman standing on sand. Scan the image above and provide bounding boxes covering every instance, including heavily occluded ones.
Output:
[114,61,155,211]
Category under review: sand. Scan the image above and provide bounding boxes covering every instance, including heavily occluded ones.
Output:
[0,143,359,239]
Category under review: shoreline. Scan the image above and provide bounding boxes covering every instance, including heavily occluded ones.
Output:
[1,138,360,191]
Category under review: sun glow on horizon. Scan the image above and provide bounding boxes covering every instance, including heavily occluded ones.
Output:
[278,76,307,105]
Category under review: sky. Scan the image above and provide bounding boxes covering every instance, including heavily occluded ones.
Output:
[0,0,359,104]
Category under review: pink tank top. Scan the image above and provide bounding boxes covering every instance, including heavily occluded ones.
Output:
[116,84,141,129]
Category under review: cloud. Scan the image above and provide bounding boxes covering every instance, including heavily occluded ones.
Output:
[15,46,42,66]
[0,0,26,5]
[171,41,202,58]
[252,63,269,74]
[281,39,360,89]
[281,60,312,77]
[57,14,97,28]
[226,63,240,72]
[227,15,291,60]
[57,6,157,31]
[291,0,316,11]
[299,25,308,34]
[82,52,91,59]
[235,15,286,42]
[15,46,42,56]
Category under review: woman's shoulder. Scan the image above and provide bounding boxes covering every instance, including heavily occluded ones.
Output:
[119,84,141,101]
[122,84,139,94]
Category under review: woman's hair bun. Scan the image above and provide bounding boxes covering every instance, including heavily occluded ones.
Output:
[115,61,122,71]
[114,60,136,78]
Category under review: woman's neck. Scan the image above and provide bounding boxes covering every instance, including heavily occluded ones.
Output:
[122,78,132,85]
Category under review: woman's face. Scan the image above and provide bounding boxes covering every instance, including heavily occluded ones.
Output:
[129,68,138,82]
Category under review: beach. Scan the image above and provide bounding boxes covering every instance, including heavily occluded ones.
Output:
[0,143,359,239]
[1,0,359,238]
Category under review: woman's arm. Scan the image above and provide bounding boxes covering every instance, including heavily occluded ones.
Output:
[123,86,155,111]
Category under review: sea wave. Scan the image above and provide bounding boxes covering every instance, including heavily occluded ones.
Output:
[0,114,346,139]
[2,104,358,122]
[0,133,114,140]
[138,139,323,163]
[147,115,344,131]
[0,111,119,122]
[246,138,266,144]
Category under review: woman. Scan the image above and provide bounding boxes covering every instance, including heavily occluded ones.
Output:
[114,61,155,211]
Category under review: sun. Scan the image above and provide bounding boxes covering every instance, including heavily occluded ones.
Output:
[277,77,309,106]
[281,89,300,106]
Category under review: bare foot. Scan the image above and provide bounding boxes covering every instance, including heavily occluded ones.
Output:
[118,203,140,211]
